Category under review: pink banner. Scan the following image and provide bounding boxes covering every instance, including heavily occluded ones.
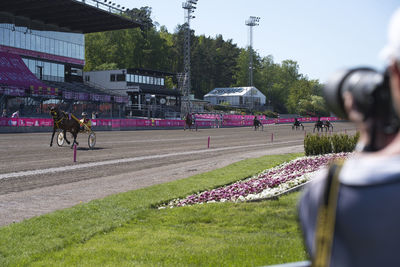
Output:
[0,118,52,127]
[0,86,25,96]
[111,119,121,128]
[94,119,112,127]
[0,117,340,129]
[0,118,8,126]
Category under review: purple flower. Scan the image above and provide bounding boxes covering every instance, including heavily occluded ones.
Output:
[163,153,350,207]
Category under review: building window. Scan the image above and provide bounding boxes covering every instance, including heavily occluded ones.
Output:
[110,74,116,82]
[116,74,125,81]
[10,29,15,46]
[15,31,21,48]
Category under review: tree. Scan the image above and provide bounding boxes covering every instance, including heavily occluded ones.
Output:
[84,12,326,114]
[287,79,313,114]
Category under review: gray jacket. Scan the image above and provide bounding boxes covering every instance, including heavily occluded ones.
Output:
[299,155,400,267]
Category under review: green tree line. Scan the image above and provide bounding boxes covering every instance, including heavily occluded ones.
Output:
[84,7,329,115]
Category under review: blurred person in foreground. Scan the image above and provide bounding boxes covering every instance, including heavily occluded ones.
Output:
[298,8,400,267]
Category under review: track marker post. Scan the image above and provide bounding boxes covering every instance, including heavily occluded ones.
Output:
[271,133,274,143]
[73,144,77,162]
[208,136,210,148]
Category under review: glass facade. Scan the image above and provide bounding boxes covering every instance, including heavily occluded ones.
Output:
[22,58,65,82]
[125,73,165,86]
[0,24,84,60]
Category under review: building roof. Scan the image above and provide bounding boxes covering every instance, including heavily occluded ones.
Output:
[204,87,263,97]
[0,0,142,33]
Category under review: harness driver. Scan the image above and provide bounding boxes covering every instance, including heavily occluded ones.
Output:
[80,112,92,131]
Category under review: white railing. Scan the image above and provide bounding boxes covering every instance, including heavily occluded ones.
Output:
[73,0,126,15]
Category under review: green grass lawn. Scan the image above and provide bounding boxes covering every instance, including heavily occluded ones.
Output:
[0,153,307,266]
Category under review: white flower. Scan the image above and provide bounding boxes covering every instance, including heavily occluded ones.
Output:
[161,153,350,208]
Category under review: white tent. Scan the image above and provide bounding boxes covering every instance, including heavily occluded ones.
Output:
[204,86,266,108]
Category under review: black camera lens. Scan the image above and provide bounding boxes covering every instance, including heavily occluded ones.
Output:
[324,67,399,146]
[323,67,381,119]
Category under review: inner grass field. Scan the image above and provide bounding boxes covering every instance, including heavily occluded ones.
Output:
[0,153,308,266]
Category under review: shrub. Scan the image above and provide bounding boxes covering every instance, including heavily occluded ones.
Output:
[262,110,279,118]
[304,132,359,156]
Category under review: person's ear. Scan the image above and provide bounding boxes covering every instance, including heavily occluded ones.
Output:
[390,60,400,78]
[394,62,400,77]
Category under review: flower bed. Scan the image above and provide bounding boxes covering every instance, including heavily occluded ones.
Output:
[161,153,350,208]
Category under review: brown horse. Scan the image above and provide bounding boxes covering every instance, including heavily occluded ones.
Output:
[49,107,80,148]
[184,113,197,131]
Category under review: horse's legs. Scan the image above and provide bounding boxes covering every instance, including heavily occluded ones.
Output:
[50,128,56,146]
[63,129,71,144]
[70,133,76,149]
[70,131,79,149]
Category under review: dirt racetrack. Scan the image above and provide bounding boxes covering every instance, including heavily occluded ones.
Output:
[0,122,355,226]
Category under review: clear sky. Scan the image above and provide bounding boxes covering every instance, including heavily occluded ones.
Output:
[115,0,398,83]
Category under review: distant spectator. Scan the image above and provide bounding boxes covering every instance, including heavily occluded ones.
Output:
[11,110,19,118]
[92,111,97,119]
[1,109,7,118]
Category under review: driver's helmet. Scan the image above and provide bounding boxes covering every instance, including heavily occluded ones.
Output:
[82,112,87,117]
[50,106,56,115]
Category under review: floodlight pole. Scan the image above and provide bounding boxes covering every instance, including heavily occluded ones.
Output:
[181,0,197,116]
[245,16,260,110]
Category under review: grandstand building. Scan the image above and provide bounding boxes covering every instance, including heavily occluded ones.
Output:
[84,68,182,119]
[0,0,141,118]
[204,86,266,109]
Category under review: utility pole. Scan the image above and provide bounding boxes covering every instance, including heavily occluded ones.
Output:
[180,0,198,116]
[245,16,260,110]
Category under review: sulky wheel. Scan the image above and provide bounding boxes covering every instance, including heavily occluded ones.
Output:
[57,132,65,147]
[88,132,96,149]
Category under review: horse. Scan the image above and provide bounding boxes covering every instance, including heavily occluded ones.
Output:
[292,119,304,130]
[323,120,333,132]
[184,114,197,131]
[49,107,81,148]
[313,120,324,132]
[253,118,264,131]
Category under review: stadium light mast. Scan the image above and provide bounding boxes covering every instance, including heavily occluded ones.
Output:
[180,0,198,116]
[245,16,260,111]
